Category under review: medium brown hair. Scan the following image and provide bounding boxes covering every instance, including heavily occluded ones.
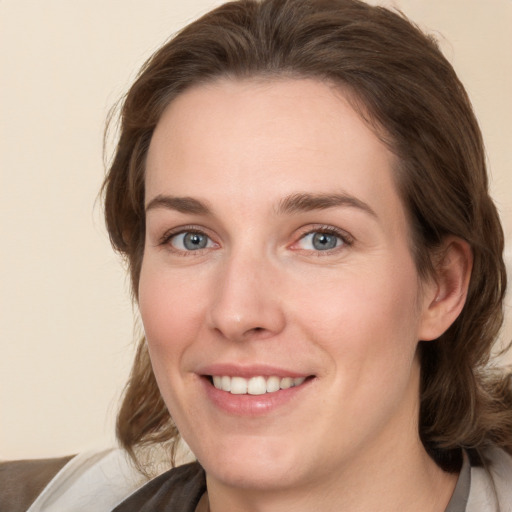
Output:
[103,0,511,471]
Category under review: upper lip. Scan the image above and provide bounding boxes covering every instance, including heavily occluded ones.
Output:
[197,363,312,379]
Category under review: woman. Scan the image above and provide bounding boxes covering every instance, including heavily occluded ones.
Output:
[102,0,512,509]
[4,0,511,510]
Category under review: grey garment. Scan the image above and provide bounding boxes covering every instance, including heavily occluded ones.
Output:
[445,452,471,512]
[466,445,512,512]
[445,446,512,512]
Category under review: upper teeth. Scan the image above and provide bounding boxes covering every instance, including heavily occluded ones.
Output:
[212,375,306,395]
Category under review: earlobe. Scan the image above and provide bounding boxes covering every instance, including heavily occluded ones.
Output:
[418,237,473,341]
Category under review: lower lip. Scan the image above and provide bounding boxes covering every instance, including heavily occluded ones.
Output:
[201,377,313,416]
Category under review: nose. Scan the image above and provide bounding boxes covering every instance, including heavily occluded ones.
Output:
[207,249,286,342]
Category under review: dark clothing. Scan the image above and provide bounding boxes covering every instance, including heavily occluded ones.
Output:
[112,462,205,512]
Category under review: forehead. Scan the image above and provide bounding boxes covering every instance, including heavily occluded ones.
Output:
[145,77,404,226]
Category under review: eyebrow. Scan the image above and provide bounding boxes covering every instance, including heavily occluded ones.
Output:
[145,195,211,215]
[276,192,377,218]
[145,191,377,218]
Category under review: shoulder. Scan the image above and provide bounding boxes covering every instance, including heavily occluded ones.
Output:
[112,462,205,512]
[467,445,512,512]
[0,455,74,512]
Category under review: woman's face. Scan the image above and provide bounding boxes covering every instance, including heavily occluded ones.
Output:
[139,78,435,493]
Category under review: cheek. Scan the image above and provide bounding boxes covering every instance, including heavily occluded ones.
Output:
[137,260,213,430]
[138,260,208,359]
[294,261,422,375]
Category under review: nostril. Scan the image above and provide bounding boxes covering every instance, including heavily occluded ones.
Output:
[247,326,266,336]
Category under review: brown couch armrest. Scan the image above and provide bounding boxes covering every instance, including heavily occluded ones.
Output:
[0,455,75,512]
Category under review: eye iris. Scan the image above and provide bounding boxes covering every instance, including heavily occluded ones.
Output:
[183,232,207,250]
[312,232,338,250]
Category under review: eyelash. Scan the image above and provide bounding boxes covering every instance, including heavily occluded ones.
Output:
[157,225,354,255]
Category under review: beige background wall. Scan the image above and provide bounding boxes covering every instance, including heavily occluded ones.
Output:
[1,0,511,460]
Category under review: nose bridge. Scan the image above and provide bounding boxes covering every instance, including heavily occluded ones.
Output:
[208,243,285,340]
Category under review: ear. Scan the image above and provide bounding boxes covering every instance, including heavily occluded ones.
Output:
[418,237,473,341]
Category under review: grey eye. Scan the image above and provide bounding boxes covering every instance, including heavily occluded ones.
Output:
[171,232,212,251]
[297,231,343,251]
[184,233,208,250]
[311,232,339,250]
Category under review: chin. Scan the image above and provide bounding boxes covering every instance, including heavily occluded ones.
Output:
[194,434,307,490]
[203,460,303,491]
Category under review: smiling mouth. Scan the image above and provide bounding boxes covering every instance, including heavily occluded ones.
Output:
[208,375,311,395]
